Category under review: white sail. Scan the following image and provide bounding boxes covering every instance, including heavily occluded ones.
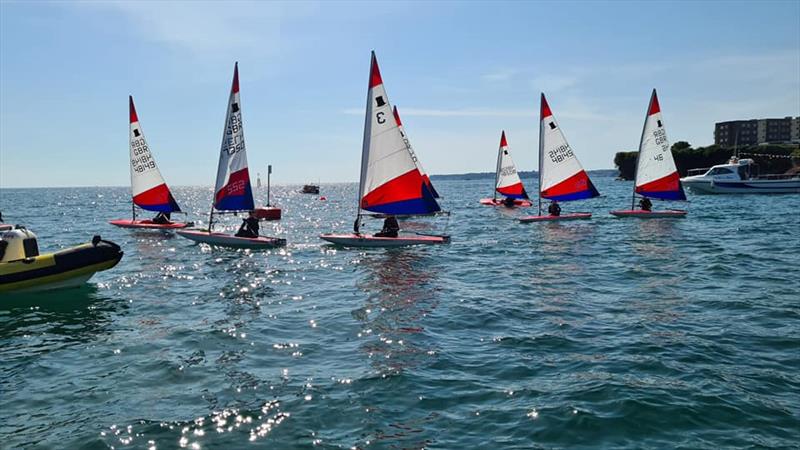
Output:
[634,89,685,200]
[494,131,528,199]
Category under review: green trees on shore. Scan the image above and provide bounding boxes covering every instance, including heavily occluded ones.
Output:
[614,143,800,180]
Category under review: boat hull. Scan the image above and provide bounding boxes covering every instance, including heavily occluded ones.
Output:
[610,209,687,218]
[176,229,286,249]
[109,219,191,229]
[319,233,449,248]
[519,212,592,222]
[680,177,800,194]
[0,239,123,293]
[479,198,533,207]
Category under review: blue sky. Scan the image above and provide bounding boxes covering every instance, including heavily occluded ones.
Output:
[1,0,798,187]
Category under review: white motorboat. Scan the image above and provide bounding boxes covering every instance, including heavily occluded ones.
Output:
[680,157,800,194]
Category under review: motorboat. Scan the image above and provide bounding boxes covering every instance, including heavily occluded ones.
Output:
[680,157,800,194]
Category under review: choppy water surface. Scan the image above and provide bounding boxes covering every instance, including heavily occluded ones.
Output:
[1,177,798,449]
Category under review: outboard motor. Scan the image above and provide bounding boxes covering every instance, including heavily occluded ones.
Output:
[0,226,39,263]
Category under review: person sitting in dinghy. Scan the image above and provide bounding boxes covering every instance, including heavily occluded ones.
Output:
[235,211,260,238]
[548,201,561,216]
[375,216,400,238]
[503,197,516,208]
[638,197,652,212]
[152,212,171,224]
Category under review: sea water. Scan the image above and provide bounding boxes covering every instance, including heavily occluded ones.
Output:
[1,176,798,449]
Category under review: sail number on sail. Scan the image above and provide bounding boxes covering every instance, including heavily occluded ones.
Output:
[499,165,518,176]
[548,144,574,164]
[131,138,155,173]
[652,128,668,161]
[223,113,244,156]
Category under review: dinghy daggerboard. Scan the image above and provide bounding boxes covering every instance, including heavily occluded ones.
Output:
[481,131,530,207]
[520,93,598,222]
[320,51,449,247]
[611,89,687,218]
[109,96,191,229]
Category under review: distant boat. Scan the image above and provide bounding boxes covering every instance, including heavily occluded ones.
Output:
[393,105,440,198]
[320,51,449,247]
[610,89,687,218]
[520,93,599,222]
[681,157,800,194]
[300,184,320,194]
[109,96,192,230]
[479,131,532,207]
[177,63,285,248]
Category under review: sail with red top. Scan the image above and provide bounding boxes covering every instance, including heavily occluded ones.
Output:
[633,89,686,201]
[494,131,528,199]
[128,96,181,213]
[213,62,255,211]
[357,52,440,215]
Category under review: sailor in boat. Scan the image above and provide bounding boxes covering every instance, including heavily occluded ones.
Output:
[235,211,260,238]
[548,201,561,216]
[374,216,400,238]
[503,197,516,208]
[152,212,171,224]
[638,197,653,212]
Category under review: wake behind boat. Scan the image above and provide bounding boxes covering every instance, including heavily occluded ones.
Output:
[610,89,687,218]
[520,94,599,223]
[320,51,449,248]
[480,131,531,208]
[177,62,285,249]
[109,96,191,230]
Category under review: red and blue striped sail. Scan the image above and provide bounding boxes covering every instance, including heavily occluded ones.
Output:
[495,131,529,199]
[538,93,599,201]
[213,62,255,211]
[358,52,441,215]
[393,106,440,199]
[634,90,686,201]
[128,96,181,213]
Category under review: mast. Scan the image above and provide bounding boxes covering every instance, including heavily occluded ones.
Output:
[631,89,654,210]
[355,51,376,233]
[267,165,272,207]
[538,94,545,216]
[493,132,503,201]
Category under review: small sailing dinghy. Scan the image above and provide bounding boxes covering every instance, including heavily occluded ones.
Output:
[480,131,532,207]
[610,89,687,218]
[520,94,599,223]
[177,63,286,249]
[393,106,440,199]
[109,96,192,229]
[320,52,449,247]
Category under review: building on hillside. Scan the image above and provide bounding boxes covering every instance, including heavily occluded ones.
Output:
[714,117,800,147]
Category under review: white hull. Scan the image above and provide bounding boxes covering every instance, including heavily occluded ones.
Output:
[681,177,800,194]
[320,233,449,248]
[177,230,286,249]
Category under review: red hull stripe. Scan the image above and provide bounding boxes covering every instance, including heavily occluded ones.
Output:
[497,182,525,196]
[636,171,680,193]
[361,169,426,208]
[648,89,660,115]
[500,130,507,147]
[129,96,138,123]
[133,183,172,207]
[540,93,552,118]
[542,171,592,198]
[393,106,402,126]
[232,62,240,94]
[369,52,383,88]
[215,168,251,204]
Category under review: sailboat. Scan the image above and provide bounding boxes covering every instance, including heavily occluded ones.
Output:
[610,89,687,218]
[479,131,532,207]
[520,93,599,222]
[320,51,449,247]
[109,96,191,229]
[393,105,440,198]
[177,63,286,248]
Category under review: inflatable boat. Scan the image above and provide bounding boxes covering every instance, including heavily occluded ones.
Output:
[0,225,123,293]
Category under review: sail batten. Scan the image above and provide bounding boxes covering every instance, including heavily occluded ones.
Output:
[213,62,255,211]
[358,52,441,216]
[538,93,599,202]
[633,89,686,201]
[128,96,181,213]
